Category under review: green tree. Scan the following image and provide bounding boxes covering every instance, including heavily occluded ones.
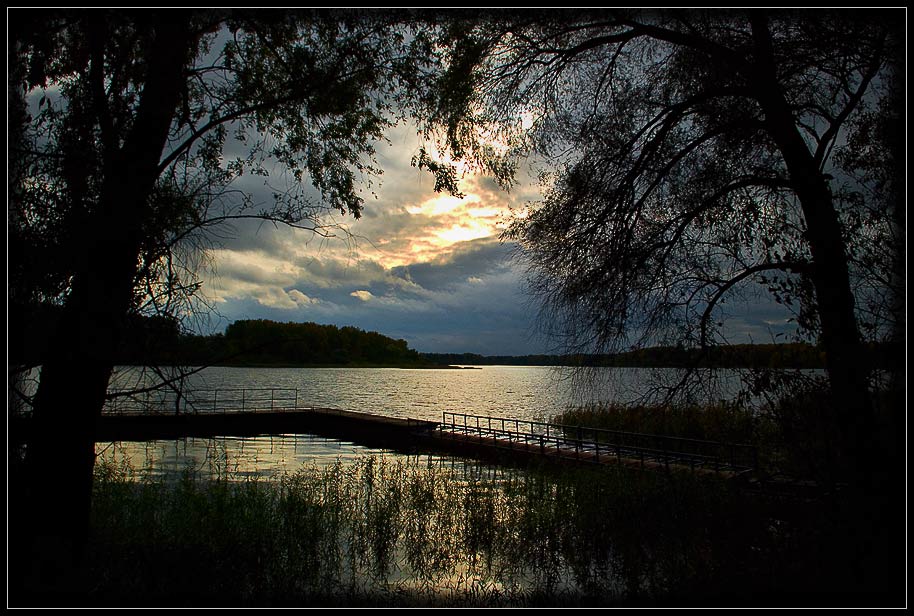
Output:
[9,8,434,590]
[417,9,903,480]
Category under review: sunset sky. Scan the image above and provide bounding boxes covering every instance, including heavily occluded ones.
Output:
[197,122,798,355]
[198,123,544,354]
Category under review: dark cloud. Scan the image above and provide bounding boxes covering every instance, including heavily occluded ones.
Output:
[389,237,514,292]
[204,237,543,353]
[717,291,803,344]
[205,240,798,355]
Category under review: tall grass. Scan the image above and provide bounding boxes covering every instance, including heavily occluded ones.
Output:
[81,448,881,606]
[552,384,904,483]
[553,401,763,444]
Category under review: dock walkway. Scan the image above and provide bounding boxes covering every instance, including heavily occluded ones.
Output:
[19,387,759,478]
[434,411,757,477]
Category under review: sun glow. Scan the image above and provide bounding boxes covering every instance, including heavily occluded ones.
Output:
[392,187,508,263]
[407,194,481,216]
[436,223,493,244]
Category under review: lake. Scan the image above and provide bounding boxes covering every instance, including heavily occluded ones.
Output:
[106,364,756,421]
[66,365,848,604]
[97,365,752,480]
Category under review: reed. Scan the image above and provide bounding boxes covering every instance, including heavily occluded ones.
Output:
[552,401,764,444]
[82,448,879,606]
[552,387,903,482]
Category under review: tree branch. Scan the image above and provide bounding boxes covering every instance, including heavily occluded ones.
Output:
[700,260,811,347]
[157,92,307,175]
[813,33,886,170]
[87,15,118,159]
[620,17,749,71]
[105,364,212,401]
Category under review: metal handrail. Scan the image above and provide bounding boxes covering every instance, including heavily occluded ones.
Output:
[439,425,735,470]
[442,410,753,449]
[102,387,300,415]
[439,411,758,471]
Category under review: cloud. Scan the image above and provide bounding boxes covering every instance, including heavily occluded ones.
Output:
[184,121,577,353]
[288,289,320,306]
[254,288,302,310]
[199,228,543,352]
[389,237,514,292]
[195,140,799,354]
[350,290,374,302]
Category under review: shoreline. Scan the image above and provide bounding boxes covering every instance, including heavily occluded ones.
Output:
[112,362,479,370]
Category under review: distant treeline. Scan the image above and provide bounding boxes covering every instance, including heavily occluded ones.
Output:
[156,319,430,367]
[422,343,900,370]
[10,305,900,370]
[9,308,429,367]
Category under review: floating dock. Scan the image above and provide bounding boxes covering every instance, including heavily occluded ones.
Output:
[93,407,439,451]
[88,410,755,479]
[15,388,759,478]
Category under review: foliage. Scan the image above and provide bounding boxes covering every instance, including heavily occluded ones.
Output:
[743,370,905,482]
[553,402,764,445]
[9,8,438,335]
[180,319,427,367]
[552,379,903,482]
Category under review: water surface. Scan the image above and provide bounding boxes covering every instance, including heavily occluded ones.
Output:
[106,364,746,421]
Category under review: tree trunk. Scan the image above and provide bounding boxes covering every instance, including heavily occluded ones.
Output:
[749,15,873,484]
[20,16,192,599]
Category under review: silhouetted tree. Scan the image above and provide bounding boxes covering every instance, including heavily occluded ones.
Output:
[8,8,435,591]
[417,9,903,480]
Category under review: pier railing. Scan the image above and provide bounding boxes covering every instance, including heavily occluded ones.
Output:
[103,388,301,415]
[97,389,757,473]
[438,411,758,473]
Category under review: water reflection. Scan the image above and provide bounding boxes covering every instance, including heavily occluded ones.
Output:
[95,435,496,482]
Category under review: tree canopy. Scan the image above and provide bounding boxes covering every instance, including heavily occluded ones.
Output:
[414,9,904,482]
[10,9,435,322]
[166,319,425,367]
[8,8,440,578]
[421,9,902,353]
